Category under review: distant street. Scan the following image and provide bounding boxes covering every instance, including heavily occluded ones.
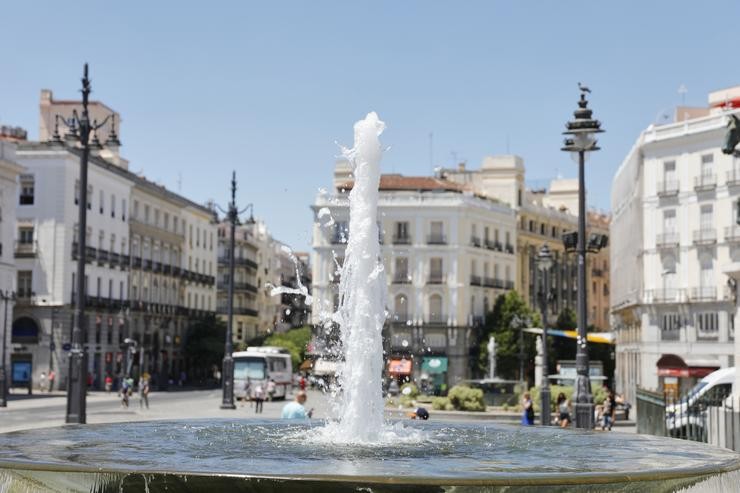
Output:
[0,388,334,433]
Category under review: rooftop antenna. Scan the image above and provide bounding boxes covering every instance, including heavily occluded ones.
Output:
[678,84,688,106]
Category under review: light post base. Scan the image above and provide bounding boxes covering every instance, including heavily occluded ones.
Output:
[0,366,7,407]
[220,355,236,410]
[541,385,551,426]
[65,349,87,424]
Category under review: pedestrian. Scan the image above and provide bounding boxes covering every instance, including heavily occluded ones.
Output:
[121,378,130,408]
[139,377,150,409]
[39,372,47,392]
[556,392,571,428]
[241,378,252,408]
[602,389,616,431]
[267,379,276,402]
[253,383,265,414]
[406,407,430,420]
[104,374,113,393]
[281,391,313,419]
[47,370,55,392]
[521,392,535,426]
[299,375,306,391]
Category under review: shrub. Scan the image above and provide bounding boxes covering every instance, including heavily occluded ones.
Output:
[447,385,486,412]
[399,395,416,408]
[400,382,420,398]
[432,397,450,410]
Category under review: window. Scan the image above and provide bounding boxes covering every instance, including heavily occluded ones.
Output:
[429,294,443,323]
[196,227,200,247]
[122,199,127,221]
[663,209,676,233]
[17,271,32,298]
[164,213,170,231]
[662,313,681,331]
[144,205,150,224]
[108,279,113,299]
[430,221,443,237]
[155,209,160,228]
[664,160,676,182]
[696,312,719,333]
[701,154,714,178]
[99,190,104,214]
[700,204,713,231]
[333,221,349,243]
[19,175,34,205]
[18,227,33,244]
[87,186,92,210]
[96,277,101,297]
[111,194,116,218]
[74,180,80,205]
[394,221,409,241]
[395,257,409,280]
[394,295,408,321]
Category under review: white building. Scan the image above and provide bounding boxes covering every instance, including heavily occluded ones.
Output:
[611,86,740,403]
[0,136,23,388]
[311,162,517,385]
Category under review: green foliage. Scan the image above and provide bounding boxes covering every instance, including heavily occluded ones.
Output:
[592,384,608,405]
[399,395,416,408]
[476,291,541,381]
[432,397,452,411]
[447,385,486,412]
[262,326,312,368]
[184,315,227,371]
[400,382,420,398]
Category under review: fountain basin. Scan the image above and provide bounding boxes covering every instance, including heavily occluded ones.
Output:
[0,419,738,492]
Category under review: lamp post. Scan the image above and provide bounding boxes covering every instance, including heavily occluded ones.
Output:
[537,244,553,426]
[561,84,604,429]
[52,64,119,424]
[216,172,254,410]
[0,291,15,407]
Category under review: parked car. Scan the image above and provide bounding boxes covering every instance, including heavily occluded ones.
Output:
[666,367,734,435]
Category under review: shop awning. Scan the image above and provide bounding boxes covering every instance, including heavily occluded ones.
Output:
[387,359,412,375]
[313,359,339,376]
[421,356,448,374]
[656,354,720,378]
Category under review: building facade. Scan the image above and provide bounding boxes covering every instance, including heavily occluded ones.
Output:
[611,87,740,404]
[311,163,518,386]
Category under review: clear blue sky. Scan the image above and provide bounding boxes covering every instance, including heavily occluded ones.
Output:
[2,1,738,251]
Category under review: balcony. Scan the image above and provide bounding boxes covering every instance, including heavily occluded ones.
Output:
[427,273,445,284]
[391,313,410,324]
[470,275,481,286]
[505,243,515,254]
[656,180,680,197]
[97,249,109,264]
[143,259,153,271]
[483,277,495,288]
[121,255,130,268]
[14,241,38,258]
[692,228,717,245]
[152,261,162,273]
[694,174,717,192]
[217,305,258,317]
[427,234,447,245]
[656,232,680,248]
[484,240,503,252]
[504,280,515,290]
[172,266,181,276]
[591,268,603,277]
[645,289,681,303]
[109,252,120,267]
[131,256,141,269]
[727,169,740,187]
[493,278,505,289]
[690,286,716,302]
[162,264,172,275]
[661,329,680,341]
[470,236,481,247]
[426,314,447,326]
[726,226,740,243]
[392,235,412,245]
[392,274,411,284]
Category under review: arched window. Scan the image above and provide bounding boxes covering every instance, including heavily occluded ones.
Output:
[394,294,408,322]
[12,317,39,343]
[429,294,443,324]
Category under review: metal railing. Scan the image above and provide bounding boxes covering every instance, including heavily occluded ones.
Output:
[656,180,680,197]
[656,232,680,247]
[392,274,411,284]
[693,228,717,245]
[14,241,38,258]
[427,273,445,284]
[645,288,681,303]
[392,235,412,245]
[693,174,717,191]
[726,226,740,243]
[426,314,447,325]
[690,286,716,301]
[470,236,481,247]
[727,169,740,187]
[470,275,481,286]
[427,234,447,245]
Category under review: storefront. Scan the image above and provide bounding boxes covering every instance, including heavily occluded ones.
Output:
[656,354,720,398]
[387,358,412,382]
[420,356,448,394]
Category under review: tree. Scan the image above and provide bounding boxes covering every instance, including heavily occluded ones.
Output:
[262,326,312,368]
[476,291,541,383]
[184,315,226,380]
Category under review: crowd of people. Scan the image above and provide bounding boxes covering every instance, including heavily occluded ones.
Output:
[520,387,630,430]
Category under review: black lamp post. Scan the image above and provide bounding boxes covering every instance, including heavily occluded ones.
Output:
[51,64,119,424]
[537,244,553,426]
[561,84,604,429]
[0,291,15,407]
[217,172,254,410]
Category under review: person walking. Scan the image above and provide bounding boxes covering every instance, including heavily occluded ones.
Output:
[39,372,47,393]
[121,378,130,408]
[253,383,265,414]
[139,377,150,409]
[47,370,55,392]
[281,391,313,419]
[602,389,616,431]
[104,374,113,393]
[556,393,571,428]
[267,379,276,402]
[241,378,252,408]
[521,392,535,426]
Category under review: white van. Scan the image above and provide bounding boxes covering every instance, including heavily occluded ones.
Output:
[666,367,734,432]
[233,347,293,401]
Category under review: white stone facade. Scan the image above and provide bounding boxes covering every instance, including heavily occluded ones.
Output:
[611,97,740,403]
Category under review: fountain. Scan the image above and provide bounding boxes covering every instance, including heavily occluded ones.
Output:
[0,113,739,492]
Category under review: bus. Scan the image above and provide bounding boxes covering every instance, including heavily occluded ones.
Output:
[233,347,293,400]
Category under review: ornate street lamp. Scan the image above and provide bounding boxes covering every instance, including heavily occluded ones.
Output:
[50,64,119,424]
[537,244,553,426]
[216,172,254,409]
[0,291,16,407]
[561,83,604,429]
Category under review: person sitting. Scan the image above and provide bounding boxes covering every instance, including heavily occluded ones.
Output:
[281,391,313,419]
[407,407,430,420]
